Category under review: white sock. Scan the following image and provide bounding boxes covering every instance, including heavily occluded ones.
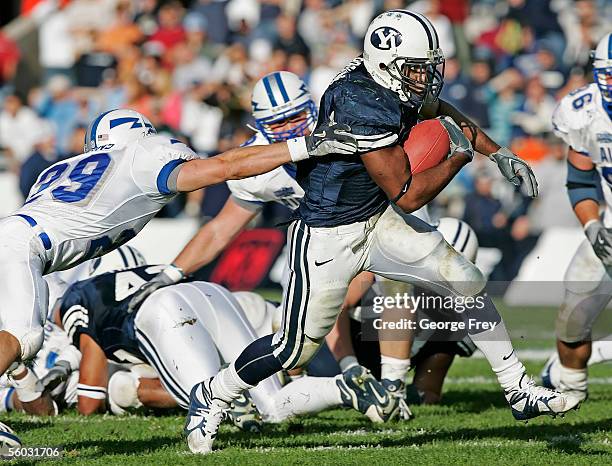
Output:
[469,322,525,391]
[588,336,612,365]
[339,355,358,372]
[380,355,411,382]
[559,364,588,392]
[272,376,342,421]
[211,363,253,403]
[11,366,42,403]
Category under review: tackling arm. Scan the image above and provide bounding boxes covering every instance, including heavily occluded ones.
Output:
[176,143,293,192]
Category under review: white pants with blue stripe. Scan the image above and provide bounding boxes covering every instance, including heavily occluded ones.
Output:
[0,217,48,364]
[134,281,282,414]
[272,204,486,370]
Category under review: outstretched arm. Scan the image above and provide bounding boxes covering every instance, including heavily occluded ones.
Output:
[176,125,358,192]
[176,142,294,192]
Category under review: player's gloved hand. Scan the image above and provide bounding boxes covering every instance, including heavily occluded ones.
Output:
[288,124,358,161]
[37,360,71,397]
[489,147,539,198]
[127,264,184,313]
[585,220,612,267]
[437,116,474,160]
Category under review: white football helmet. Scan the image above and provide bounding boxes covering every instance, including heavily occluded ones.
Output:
[437,217,478,263]
[86,244,147,278]
[363,10,444,106]
[592,33,612,117]
[251,71,318,143]
[84,108,156,152]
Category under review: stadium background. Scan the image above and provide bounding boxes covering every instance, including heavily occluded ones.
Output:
[0,0,611,303]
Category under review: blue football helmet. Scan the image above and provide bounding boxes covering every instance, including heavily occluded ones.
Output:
[84,109,156,152]
[251,71,318,143]
[593,33,612,118]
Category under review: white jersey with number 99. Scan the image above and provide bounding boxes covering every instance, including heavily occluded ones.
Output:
[15,135,198,274]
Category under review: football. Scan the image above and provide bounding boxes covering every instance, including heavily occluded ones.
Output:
[403,119,451,174]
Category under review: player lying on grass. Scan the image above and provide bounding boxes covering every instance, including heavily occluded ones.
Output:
[327,218,479,406]
[26,265,396,428]
[540,32,612,409]
[184,10,570,455]
[0,106,357,447]
[127,71,406,421]
[0,246,147,416]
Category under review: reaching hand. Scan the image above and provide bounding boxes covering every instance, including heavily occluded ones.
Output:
[127,264,184,313]
[489,147,539,198]
[305,123,358,157]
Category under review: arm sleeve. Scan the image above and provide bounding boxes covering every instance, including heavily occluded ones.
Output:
[319,84,399,154]
[59,283,93,347]
[131,136,200,198]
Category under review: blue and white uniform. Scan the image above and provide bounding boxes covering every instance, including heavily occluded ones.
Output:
[552,83,612,342]
[0,128,197,362]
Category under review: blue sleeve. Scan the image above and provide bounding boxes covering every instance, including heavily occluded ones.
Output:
[156,159,187,195]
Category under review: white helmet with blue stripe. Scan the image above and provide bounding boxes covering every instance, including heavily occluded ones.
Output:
[592,33,612,117]
[251,71,318,143]
[84,108,156,152]
[437,217,478,263]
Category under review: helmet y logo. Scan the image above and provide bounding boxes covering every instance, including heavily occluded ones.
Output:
[371,27,402,50]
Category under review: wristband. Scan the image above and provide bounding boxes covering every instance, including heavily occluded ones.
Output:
[286,137,309,162]
[163,264,185,283]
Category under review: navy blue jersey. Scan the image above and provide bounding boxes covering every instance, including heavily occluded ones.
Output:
[59,265,165,364]
[297,57,419,227]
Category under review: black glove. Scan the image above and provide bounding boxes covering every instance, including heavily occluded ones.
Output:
[585,220,612,267]
[127,264,184,313]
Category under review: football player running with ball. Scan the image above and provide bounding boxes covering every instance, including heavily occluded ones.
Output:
[541,32,612,410]
[185,10,570,455]
[129,71,403,422]
[0,108,357,446]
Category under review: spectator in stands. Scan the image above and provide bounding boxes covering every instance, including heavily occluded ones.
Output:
[149,1,186,51]
[191,0,230,45]
[0,93,43,169]
[511,76,556,137]
[35,75,80,155]
[274,14,310,58]
[97,0,144,56]
[18,121,58,199]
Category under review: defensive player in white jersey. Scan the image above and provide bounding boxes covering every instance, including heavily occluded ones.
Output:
[128,72,407,422]
[0,106,357,446]
[542,33,612,408]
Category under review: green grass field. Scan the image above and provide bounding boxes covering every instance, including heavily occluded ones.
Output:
[4,304,612,465]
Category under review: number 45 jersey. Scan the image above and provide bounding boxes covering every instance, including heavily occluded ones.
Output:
[15,135,198,274]
[553,83,612,206]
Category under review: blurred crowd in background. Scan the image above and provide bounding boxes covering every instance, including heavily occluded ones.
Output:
[0,0,610,280]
